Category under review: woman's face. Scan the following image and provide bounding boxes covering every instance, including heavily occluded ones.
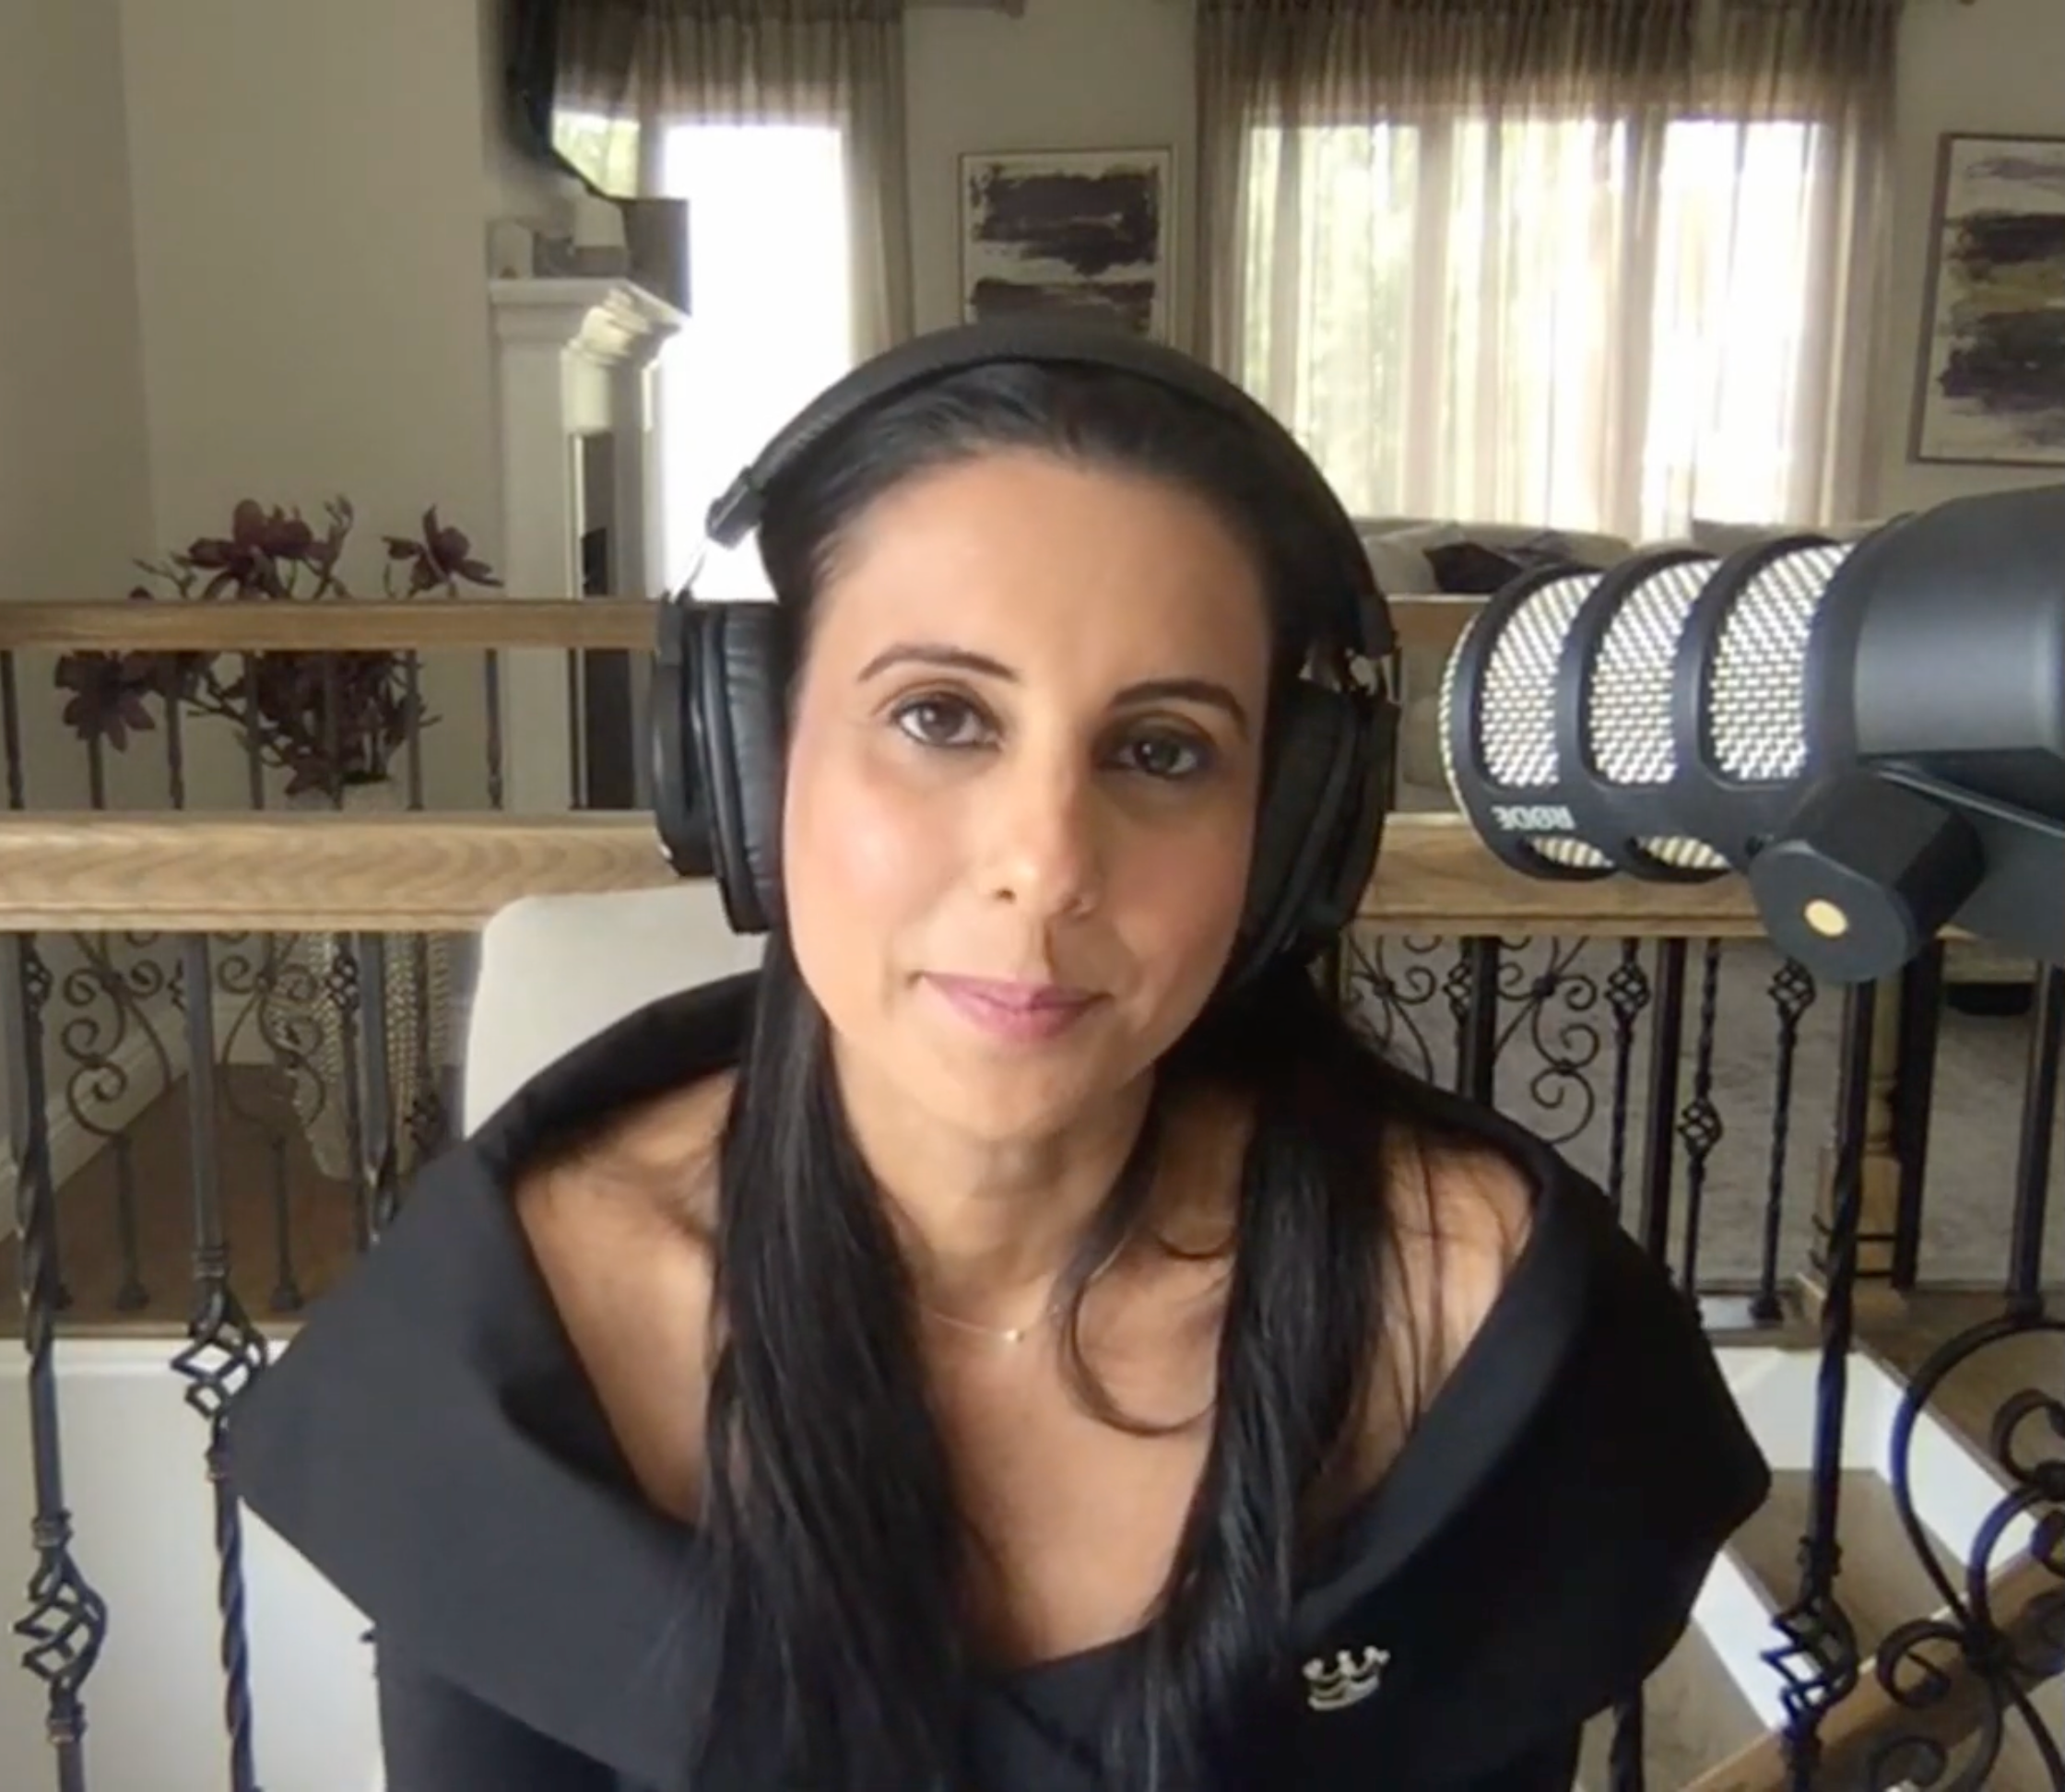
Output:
[781,448,1271,1146]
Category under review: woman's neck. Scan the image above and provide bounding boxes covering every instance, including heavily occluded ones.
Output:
[829,1043,1156,1319]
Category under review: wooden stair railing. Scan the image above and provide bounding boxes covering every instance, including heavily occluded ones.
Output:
[0,810,1771,937]
[0,594,1483,657]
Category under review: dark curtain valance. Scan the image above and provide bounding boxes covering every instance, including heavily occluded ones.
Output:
[1198,0,1901,112]
[502,0,903,183]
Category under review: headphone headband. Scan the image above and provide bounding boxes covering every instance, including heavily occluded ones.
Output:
[702,317,1393,669]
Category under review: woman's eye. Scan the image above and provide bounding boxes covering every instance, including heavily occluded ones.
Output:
[892,695,990,749]
[1120,732,1211,781]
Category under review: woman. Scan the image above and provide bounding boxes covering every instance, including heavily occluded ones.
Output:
[228,323,1770,1792]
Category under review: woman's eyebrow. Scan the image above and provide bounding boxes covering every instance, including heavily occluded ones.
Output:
[1110,678,1250,738]
[856,643,1250,737]
[857,642,1012,683]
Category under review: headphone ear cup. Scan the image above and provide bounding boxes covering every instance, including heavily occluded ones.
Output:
[1305,690,1394,942]
[701,603,789,935]
[650,598,790,936]
[651,594,714,878]
[1235,688,1362,980]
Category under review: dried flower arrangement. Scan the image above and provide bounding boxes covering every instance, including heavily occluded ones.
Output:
[55,497,501,801]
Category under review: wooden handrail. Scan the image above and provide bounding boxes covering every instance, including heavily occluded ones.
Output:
[0,597,661,653]
[0,810,1766,935]
[1683,1551,2063,1792]
[0,596,1484,657]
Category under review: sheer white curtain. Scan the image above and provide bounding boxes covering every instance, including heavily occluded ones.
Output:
[1201,0,1899,541]
[549,0,914,594]
[552,113,858,596]
[655,124,855,596]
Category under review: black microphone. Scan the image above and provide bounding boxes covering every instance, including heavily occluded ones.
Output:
[1436,483,2065,984]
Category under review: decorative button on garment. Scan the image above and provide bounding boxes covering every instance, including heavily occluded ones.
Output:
[1302,1645,1390,1712]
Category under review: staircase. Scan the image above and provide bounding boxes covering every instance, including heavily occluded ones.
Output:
[1570,1321,2065,1790]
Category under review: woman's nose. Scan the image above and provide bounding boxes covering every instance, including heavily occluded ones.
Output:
[978,751,1103,922]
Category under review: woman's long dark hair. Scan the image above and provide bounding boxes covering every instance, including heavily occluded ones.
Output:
[690,360,1457,1789]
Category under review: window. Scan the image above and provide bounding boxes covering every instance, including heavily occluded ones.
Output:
[1239,112,1829,539]
[657,124,853,597]
[552,112,856,598]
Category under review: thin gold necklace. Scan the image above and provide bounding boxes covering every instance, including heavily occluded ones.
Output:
[917,1232,1133,1346]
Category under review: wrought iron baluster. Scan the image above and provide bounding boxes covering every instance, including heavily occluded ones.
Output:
[71,724,125,1315]
[163,679,188,810]
[1601,941,1652,1221]
[1447,937,1501,1102]
[1768,979,1878,1790]
[398,682,448,1165]
[2,649,24,810]
[240,654,265,809]
[403,934,448,1164]
[1633,939,1688,1271]
[1597,931,1674,1792]
[2005,964,2059,1319]
[483,649,506,809]
[1754,958,1818,1326]
[5,935,107,1792]
[169,936,267,1792]
[1889,942,1945,1294]
[567,650,587,811]
[403,649,426,810]
[322,658,343,810]
[358,934,400,1238]
[1675,939,1725,1298]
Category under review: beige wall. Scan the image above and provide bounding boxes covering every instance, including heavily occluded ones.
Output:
[0,0,153,815]
[904,0,1198,341]
[0,0,152,606]
[107,0,522,810]
[118,0,503,564]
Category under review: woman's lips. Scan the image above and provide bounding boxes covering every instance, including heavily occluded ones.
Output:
[922,974,1103,1044]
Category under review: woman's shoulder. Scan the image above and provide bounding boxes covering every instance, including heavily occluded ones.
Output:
[1322,1106,1541,1496]
[1384,1126,1538,1339]
[225,974,756,1531]
[511,1068,735,1524]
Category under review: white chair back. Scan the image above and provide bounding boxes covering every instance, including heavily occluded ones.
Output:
[461,882,764,1132]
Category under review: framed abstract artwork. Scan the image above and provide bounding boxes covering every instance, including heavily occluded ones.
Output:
[958,147,1174,340]
[1909,132,2065,467]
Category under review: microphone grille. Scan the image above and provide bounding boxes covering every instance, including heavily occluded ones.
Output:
[1587,557,1728,873]
[1441,568,1611,871]
[1478,570,1599,787]
[1709,541,1853,782]
[1590,558,1711,785]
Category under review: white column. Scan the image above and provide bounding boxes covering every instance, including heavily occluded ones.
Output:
[488,278,686,813]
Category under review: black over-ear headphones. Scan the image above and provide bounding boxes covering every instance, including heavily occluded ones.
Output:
[650,316,1398,993]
